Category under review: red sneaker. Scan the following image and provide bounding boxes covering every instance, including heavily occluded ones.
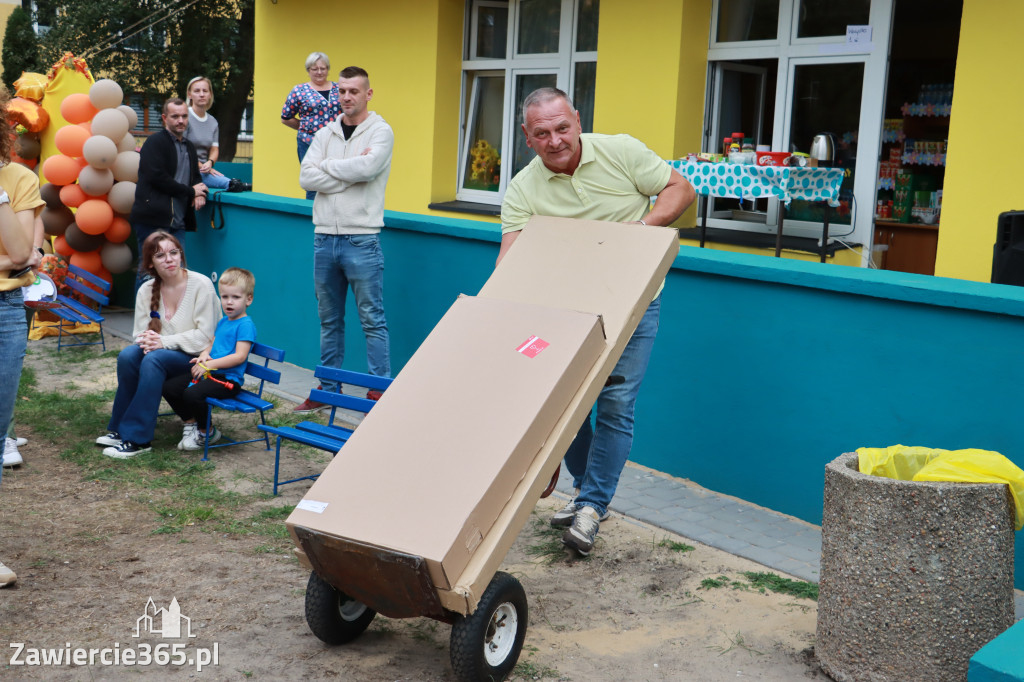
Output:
[292,396,327,413]
[366,389,384,401]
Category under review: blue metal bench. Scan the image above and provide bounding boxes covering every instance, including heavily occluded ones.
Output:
[39,264,111,352]
[201,342,285,462]
[258,365,392,495]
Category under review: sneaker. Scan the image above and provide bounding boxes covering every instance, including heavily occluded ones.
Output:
[14,437,27,447]
[197,426,221,448]
[95,431,122,447]
[366,389,384,401]
[292,392,327,413]
[562,506,601,556]
[177,423,199,451]
[102,440,152,459]
[3,438,23,468]
[0,561,16,587]
[550,490,610,527]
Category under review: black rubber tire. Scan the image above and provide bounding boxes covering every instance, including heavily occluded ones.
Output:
[449,571,528,682]
[304,571,376,645]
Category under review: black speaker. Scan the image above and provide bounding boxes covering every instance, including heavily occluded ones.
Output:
[992,211,1024,286]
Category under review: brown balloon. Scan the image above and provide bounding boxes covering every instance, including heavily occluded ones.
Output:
[41,205,74,236]
[39,182,63,208]
[64,222,106,252]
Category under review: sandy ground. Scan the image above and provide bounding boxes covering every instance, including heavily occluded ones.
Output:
[0,335,827,681]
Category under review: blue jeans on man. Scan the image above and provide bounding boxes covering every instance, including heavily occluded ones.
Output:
[313,233,390,388]
[108,344,193,444]
[563,295,661,518]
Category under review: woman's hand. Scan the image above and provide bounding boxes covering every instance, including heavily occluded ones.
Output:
[199,160,213,174]
[136,329,164,353]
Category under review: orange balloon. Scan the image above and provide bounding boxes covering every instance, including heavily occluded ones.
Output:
[75,199,114,235]
[79,121,91,135]
[70,249,103,274]
[96,265,112,283]
[60,93,99,125]
[54,234,73,257]
[54,124,91,157]
[58,183,88,208]
[106,216,131,243]
[42,154,81,186]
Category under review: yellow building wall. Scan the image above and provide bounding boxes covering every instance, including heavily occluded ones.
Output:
[934,0,1024,282]
[253,0,463,216]
[0,2,18,63]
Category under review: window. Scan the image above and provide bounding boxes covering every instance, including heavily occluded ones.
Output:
[704,0,891,252]
[458,0,598,203]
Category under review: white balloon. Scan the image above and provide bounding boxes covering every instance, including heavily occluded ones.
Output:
[111,151,140,182]
[117,104,138,130]
[89,79,124,109]
[78,166,115,196]
[91,108,130,143]
[108,181,136,214]
[82,135,118,169]
[117,131,137,153]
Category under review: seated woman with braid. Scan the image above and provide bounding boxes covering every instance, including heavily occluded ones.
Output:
[96,231,220,458]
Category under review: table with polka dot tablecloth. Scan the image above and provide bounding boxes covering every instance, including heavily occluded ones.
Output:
[668,160,846,260]
[668,160,845,206]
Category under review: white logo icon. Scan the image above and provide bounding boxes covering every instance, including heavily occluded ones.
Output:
[134,598,196,639]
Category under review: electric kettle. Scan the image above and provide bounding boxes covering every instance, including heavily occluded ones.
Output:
[810,133,836,166]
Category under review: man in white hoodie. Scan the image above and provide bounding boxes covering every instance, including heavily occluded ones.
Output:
[298,66,394,411]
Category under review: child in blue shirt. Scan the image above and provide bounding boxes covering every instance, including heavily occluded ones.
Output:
[163,267,257,451]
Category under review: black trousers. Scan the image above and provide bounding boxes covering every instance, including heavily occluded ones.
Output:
[162,372,241,426]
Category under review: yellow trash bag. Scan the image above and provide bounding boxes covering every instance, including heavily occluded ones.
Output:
[856,445,1024,531]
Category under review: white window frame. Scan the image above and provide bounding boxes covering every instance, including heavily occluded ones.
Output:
[458,0,597,204]
[704,0,892,261]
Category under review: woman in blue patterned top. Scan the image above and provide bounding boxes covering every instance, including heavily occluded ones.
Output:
[281,52,340,199]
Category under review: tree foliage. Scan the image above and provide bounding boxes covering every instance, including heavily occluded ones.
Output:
[37,0,253,160]
[2,7,43,92]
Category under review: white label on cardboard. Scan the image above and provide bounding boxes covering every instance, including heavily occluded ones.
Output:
[515,335,549,358]
[296,499,329,514]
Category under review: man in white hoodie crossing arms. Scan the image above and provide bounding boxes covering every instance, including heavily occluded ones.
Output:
[297,66,394,411]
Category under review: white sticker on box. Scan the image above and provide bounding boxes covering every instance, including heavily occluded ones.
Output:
[296,499,329,514]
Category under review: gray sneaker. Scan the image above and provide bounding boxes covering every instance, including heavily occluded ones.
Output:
[551,491,610,527]
[198,427,221,447]
[562,506,601,555]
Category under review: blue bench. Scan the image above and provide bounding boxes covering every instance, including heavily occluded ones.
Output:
[39,264,111,352]
[201,342,285,462]
[258,365,392,495]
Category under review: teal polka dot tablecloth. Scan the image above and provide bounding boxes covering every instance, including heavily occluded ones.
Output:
[668,160,845,206]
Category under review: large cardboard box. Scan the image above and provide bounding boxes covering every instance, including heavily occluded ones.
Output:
[288,216,679,617]
[287,294,606,602]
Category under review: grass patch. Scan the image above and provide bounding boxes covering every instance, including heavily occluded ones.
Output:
[524,514,588,564]
[707,631,763,657]
[741,571,819,601]
[13,357,296,551]
[699,575,746,591]
[657,538,695,553]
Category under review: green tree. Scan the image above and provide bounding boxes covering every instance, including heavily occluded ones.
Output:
[39,0,254,160]
[2,7,43,92]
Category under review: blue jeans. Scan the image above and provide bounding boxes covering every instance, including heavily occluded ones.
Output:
[201,172,231,190]
[297,137,315,200]
[0,289,27,483]
[108,344,193,444]
[313,233,390,387]
[564,295,661,518]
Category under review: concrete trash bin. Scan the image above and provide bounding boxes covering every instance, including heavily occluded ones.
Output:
[817,452,1015,682]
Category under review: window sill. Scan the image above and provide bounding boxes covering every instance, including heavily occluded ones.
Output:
[677,226,859,257]
[428,200,501,217]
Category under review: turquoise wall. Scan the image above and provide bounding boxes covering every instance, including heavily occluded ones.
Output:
[184,193,1024,588]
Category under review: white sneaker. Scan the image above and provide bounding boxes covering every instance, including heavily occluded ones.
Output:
[0,561,16,587]
[177,423,199,451]
[14,437,27,447]
[3,438,23,468]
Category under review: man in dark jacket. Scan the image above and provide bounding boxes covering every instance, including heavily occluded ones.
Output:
[130,98,207,281]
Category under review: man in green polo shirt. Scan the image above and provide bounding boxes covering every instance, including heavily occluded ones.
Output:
[498,87,695,556]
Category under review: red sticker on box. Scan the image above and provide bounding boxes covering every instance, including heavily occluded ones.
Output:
[515,335,549,358]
